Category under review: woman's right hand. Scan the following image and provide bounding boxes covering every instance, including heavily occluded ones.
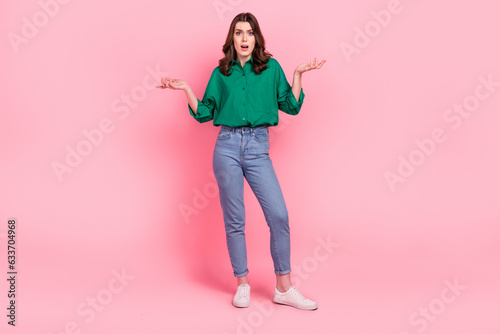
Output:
[156,77,188,91]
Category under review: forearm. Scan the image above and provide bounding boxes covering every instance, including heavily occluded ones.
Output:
[184,86,198,115]
[291,70,302,102]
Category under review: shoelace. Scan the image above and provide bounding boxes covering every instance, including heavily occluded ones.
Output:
[235,285,250,300]
[290,287,307,301]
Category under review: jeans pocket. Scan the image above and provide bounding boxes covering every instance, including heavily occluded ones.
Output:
[254,131,269,143]
[217,131,232,140]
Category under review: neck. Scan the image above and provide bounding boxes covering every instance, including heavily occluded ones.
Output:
[237,54,251,67]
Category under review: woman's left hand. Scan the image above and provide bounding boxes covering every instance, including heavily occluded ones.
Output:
[295,58,327,75]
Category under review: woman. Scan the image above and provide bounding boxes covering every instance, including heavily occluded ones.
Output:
[157,12,326,310]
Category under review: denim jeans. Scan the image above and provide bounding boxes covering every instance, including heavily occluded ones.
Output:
[212,125,291,277]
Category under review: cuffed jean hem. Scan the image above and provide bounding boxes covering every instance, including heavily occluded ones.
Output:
[234,269,249,278]
[275,269,291,276]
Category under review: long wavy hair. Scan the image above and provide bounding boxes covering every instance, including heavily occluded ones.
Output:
[219,12,273,76]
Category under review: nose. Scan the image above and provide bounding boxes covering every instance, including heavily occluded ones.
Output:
[242,33,247,41]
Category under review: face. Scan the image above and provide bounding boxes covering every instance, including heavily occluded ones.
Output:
[233,21,255,61]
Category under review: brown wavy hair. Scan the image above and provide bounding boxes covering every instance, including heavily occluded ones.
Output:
[219,12,273,76]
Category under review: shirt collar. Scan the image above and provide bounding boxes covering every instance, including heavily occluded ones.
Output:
[232,56,254,66]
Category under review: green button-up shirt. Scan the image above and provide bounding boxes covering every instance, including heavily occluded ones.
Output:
[188,56,305,127]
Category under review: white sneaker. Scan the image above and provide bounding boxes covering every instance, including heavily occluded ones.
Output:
[273,286,318,310]
[233,284,250,308]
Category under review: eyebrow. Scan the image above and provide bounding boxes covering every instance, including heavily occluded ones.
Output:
[235,29,253,32]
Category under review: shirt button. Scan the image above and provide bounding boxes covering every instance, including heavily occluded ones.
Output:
[242,87,245,90]
[243,118,246,120]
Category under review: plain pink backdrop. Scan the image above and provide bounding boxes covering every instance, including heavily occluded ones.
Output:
[1,0,499,333]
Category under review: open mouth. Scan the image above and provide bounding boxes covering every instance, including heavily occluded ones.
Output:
[241,45,249,51]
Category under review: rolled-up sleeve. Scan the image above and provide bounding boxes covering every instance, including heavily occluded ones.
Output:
[276,61,305,115]
[188,68,220,123]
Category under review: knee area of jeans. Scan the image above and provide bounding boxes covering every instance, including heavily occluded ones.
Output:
[273,208,289,223]
[225,222,246,234]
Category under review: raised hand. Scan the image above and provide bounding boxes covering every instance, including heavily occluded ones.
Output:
[156,77,188,91]
[295,58,327,75]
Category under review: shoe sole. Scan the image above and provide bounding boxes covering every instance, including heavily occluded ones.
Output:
[233,302,250,308]
[273,299,318,310]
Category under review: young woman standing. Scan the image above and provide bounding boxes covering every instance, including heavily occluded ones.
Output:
[157,12,326,310]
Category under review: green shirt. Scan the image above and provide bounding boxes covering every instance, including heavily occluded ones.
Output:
[188,56,305,127]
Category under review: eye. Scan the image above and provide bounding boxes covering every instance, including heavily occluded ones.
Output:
[249,32,254,36]
[235,31,240,35]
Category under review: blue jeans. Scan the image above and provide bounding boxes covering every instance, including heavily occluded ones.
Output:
[212,125,291,277]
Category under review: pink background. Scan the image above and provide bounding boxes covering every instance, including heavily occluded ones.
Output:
[2,0,499,333]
